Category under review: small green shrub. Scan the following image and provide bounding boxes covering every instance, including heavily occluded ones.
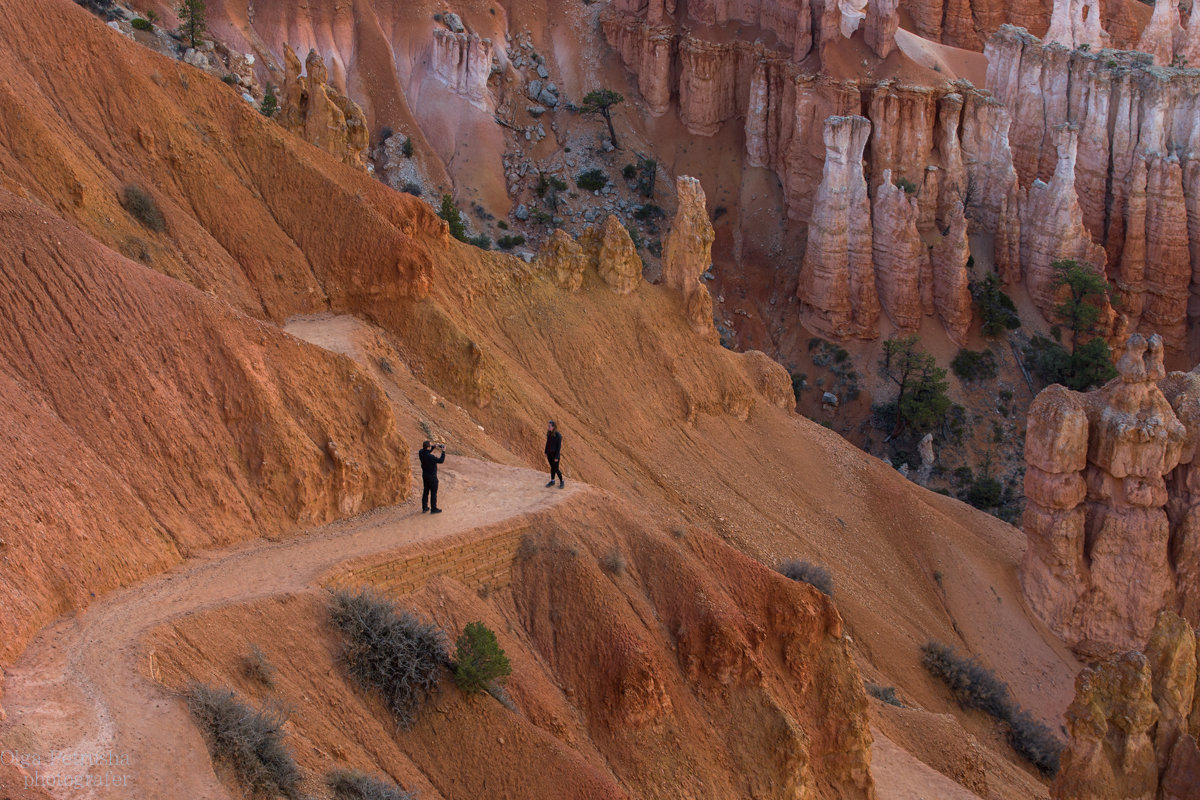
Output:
[452,621,512,694]
[221,74,238,85]
[576,169,608,191]
[790,372,807,403]
[401,136,414,157]
[894,176,919,195]
[965,476,1003,509]
[131,16,153,30]
[120,184,165,232]
[777,559,833,597]
[330,589,448,728]
[951,349,997,382]
[633,203,665,221]
[327,768,417,800]
[497,234,526,250]
[971,273,1021,337]
[622,163,637,180]
[535,174,568,197]
[467,234,491,250]
[187,684,302,799]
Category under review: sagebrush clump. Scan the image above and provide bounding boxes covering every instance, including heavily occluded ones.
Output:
[187,684,302,798]
[330,588,448,728]
[452,621,512,694]
[777,559,834,597]
[240,643,277,688]
[864,681,904,707]
[120,184,165,232]
[921,641,1062,776]
[327,768,417,800]
[599,547,627,575]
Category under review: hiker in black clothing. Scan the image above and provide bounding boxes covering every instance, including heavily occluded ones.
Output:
[545,421,564,488]
[419,440,445,513]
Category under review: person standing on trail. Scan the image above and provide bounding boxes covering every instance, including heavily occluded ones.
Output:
[419,440,445,513]
[545,421,564,489]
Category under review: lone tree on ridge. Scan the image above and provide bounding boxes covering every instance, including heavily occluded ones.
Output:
[580,89,624,149]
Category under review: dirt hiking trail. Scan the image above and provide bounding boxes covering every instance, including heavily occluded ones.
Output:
[1,458,581,799]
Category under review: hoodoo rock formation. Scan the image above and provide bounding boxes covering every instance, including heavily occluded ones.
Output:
[1044,0,1109,51]
[536,228,587,291]
[871,170,929,335]
[798,116,878,339]
[1021,334,1200,656]
[280,45,370,170]
[930,198,974,345]
[582,215,642,295]
[662,176,719,339]
[601,3,1200,353]
[986,27,1200,354]
[1052,611,1200,799]
[431,28,495,110]
[1137,0,1183,67]
[1018,125,1109,319]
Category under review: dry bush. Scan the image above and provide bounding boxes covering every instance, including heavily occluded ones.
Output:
[777,559,833,597]
[329,588,448,728]
[186,684,301,798]
[240,643,276,688]
[599,547,627,575]
[326,768,417,800]
[119,184,165,232]
[921,641,1062,776]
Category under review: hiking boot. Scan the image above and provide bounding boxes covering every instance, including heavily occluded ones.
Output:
[422,507,428,513]
[546,480,556,487]
[431,508,443,514]
[558,480,565,489]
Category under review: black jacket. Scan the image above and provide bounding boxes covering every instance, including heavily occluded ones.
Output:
[545,430,562,460]
[418,447,445,479]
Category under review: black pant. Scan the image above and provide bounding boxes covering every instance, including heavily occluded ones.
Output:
[422,477,439,511]
[547,456,562,482]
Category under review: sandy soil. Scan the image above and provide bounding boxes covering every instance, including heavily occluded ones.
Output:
[0,458,580,799]
[872,727,985,800]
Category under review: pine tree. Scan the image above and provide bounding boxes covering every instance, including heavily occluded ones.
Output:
[881,335,952,437]
[259,84,277,118]
[177,0,206,49]
[438,195,466,242]
[580,89,624,149]
[452,622,511,694]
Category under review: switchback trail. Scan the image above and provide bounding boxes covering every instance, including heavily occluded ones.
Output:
[1,458,581,799]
